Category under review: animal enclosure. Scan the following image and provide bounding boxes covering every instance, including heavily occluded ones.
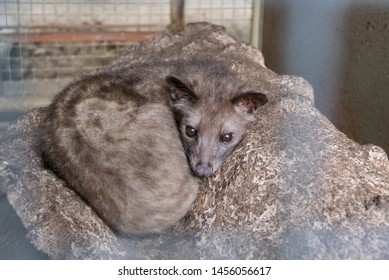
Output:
[0,0,260,136]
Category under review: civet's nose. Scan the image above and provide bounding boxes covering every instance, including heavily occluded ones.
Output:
[195,162,213,177]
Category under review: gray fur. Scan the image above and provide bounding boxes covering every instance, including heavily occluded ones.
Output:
[42,58,267,235]
[42,71,198,235]
[165,60,268,176]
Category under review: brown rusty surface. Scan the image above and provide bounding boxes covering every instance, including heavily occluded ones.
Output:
[1,31,162,43]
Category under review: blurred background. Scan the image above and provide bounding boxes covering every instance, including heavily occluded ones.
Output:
[0,0,388,154]
[262,0,389,155]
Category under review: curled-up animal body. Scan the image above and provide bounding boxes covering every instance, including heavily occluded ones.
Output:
[42,71,198,235]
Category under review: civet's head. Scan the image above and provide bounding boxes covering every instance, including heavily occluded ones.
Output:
[166,69,267,177]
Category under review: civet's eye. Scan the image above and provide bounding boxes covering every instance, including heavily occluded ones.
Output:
[185,126,197,138]
[220,132,234,143]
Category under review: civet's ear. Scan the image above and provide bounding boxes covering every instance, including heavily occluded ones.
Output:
[231,91,268,115]
[165,75,198,103]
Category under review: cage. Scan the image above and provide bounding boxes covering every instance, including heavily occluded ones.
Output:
[0,0,261,137]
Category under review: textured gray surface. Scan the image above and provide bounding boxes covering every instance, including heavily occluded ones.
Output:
[0,22,388,259]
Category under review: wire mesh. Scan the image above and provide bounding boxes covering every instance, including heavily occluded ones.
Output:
[0,0,254,136]
[0,0,171,86]
[186,0,253,41]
